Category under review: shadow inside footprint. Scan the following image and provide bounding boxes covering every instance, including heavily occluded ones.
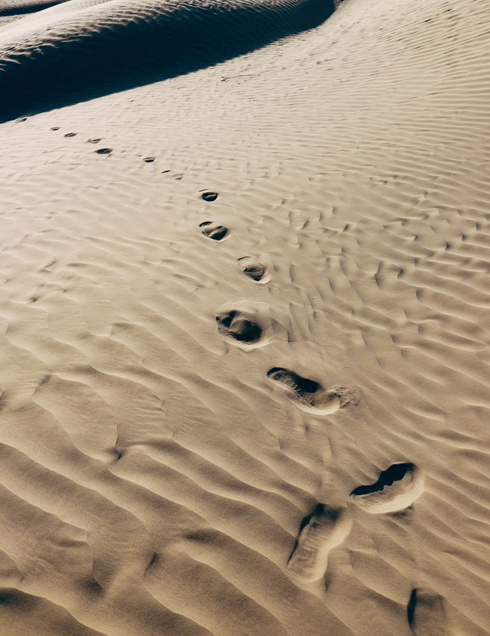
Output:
[216,310,262,343]
[408,588,449,635]
[200,221,228,241]
[238,256,266,282]
[202,191,218,201]
[351,463,425,514]
[267,368,358,414]
[287,504,353,583]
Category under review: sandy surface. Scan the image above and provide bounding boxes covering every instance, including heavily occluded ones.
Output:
[1,0,490,634]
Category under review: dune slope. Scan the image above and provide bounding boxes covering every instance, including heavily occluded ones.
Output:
[0,0,336,120]
[1,0,490,634]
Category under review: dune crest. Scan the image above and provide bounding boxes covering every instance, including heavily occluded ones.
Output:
[0,0,337,119]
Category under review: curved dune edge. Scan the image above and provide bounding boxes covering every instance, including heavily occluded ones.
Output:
[0,0,70,17]
[0,0,337,120]
[350,464,425,514]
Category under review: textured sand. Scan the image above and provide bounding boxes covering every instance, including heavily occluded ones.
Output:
[0,0,336,119]
[1,0,490,634]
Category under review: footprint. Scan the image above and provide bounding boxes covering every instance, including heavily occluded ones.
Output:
[88,138,102,144]
[350,463,425,514]
[216,302,284,350]
[51,127,60,131]
[200,221,229,241]
[238,256,269,283]
[202,191,218,202]
[288,504,353,583]
[267,368,359,414]
[408,588,449,635]
[64,132,77,137]
[216,310,263,344]
[96,148,112,155]
[144,157,155,163]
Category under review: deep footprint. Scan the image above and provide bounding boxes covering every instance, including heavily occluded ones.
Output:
[350,463,425,514]
[202,191,218,201]
[200,221,229,241]
[216,310,262,343]
[238,256,266,282]
[408,588,449,636]
[288,504,353,583]
[267,367,358,414]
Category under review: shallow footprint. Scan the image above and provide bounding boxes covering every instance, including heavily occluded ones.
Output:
[350,463,425,514]
[288,504,353,583]
[408,588,449,636]
[200,221,229,241]
[216,310,263,344]
[267,368,359,414]
[238,256,269,283]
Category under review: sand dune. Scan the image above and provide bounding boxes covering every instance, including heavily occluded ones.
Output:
[1,0,490,633]
[0,0,69,17]
[0,0,337,120]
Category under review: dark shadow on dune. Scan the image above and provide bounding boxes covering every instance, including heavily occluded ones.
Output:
[0,0,337,122]
[0,0,70,17]
[407,589,417,628]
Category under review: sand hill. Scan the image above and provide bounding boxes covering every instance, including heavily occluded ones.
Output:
[0,0,489,634]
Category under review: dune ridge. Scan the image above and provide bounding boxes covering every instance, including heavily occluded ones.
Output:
[0,0,69,17]
[0,0,337,120]
[1,0,490,634]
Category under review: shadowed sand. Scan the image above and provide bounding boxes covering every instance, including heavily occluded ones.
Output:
[0,0,68,16]
[0,0,337,120]
[0,588,107,636]
[408,589,452,636]
[350,463,425,514]
[287,504,353,583]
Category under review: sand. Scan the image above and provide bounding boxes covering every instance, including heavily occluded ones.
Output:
[0,0,490,634]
